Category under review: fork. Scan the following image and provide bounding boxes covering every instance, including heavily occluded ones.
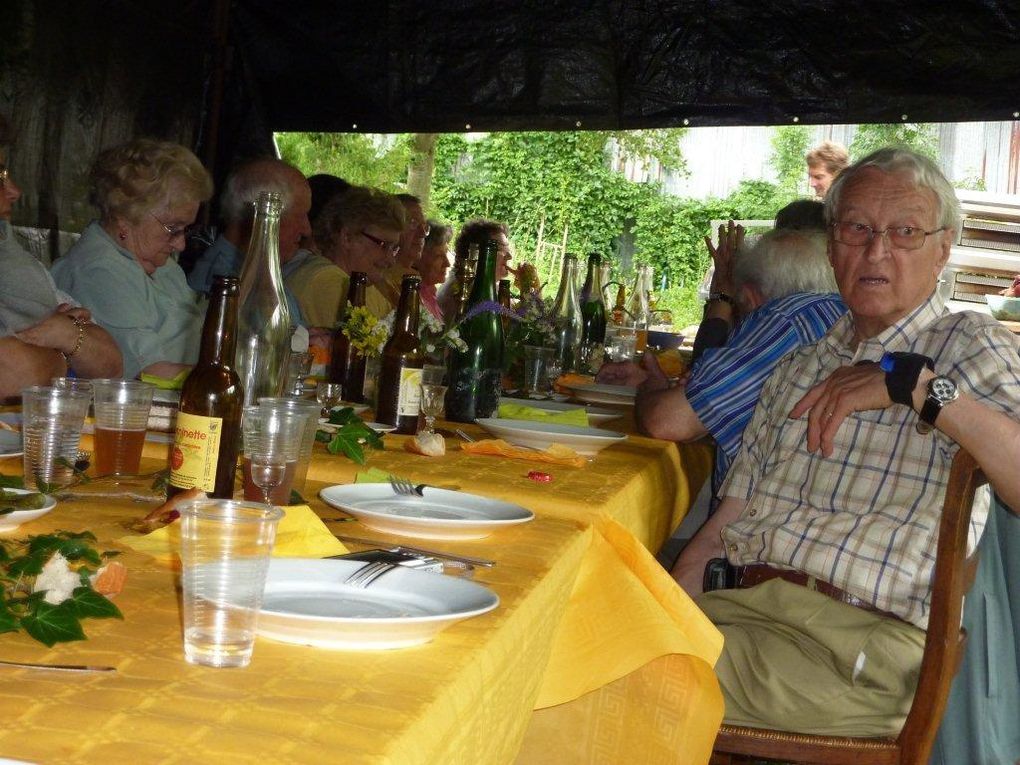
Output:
[389,475,425,497]
[342,561,397,588]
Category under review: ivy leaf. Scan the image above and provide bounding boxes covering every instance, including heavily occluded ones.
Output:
[56,538,102,566]
[0,608,19,634]
[288,489,306,505]
[327,407,357,426]
[68,587,122,620]
[7,550,50,577]
[326,430,367,464]
[20,601,86,646]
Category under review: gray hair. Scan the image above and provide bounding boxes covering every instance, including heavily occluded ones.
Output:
[825,147,961,234]
[220,158,306,223]
[733,229,837,302]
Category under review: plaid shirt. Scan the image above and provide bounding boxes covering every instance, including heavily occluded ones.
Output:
[720,292,1020,628]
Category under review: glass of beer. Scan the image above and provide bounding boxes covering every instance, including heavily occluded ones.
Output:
[91,380,155,475]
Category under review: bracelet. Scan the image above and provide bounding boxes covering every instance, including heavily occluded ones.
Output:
[61,316,88,363]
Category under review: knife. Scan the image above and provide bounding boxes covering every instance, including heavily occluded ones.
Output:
[0,658,116,673]
[335,535,496,567]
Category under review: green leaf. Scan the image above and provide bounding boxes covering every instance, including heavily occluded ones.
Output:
[326,431,367,464]
[7,550,50,577]
[288,489,306,505]
[21,601,86,646]
[0,474,24,489]
[68,587,122,620]
[0,609,19,634]
[56,539,102,566]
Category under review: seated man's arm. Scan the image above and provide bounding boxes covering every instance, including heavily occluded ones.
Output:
[670,494,746,595]
[0,337,67,398]
[636,385,709,442]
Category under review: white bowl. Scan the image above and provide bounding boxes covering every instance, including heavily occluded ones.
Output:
[0,489,57,533]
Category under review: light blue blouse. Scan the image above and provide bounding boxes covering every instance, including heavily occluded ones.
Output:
[51,222,205,379]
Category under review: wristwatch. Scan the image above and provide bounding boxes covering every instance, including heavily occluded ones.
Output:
[707,292,736,307]
[917,375,959,434]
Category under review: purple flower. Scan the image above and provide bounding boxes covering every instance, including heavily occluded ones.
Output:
[461,300,522,323]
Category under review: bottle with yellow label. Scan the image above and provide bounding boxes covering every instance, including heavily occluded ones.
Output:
[376,275,425,434]
[168,275,243,498]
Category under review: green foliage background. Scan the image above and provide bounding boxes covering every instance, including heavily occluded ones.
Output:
[278,122,945,329]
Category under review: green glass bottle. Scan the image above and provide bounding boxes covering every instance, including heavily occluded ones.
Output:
[445,239,504,422]
[551,253,583,373]
[580,253,608,372]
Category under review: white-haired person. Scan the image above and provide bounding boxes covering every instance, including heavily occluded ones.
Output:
[600,226,846,504]
[51,138,211,381]
[187,157,311,325]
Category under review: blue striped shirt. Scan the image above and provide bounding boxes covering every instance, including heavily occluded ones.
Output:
[685,292,847,496]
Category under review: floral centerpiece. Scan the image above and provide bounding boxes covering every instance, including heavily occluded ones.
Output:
[379,306,468,365]
[500,290,557,386]
[341,306,390,359]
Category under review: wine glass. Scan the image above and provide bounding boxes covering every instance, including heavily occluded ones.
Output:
[286,352,313,396]
[544,357,563,398]
[316,382,344,418]
[419,384,448,435]
[242,407,302,507]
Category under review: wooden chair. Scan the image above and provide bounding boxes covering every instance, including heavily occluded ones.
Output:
[710,449,986,765]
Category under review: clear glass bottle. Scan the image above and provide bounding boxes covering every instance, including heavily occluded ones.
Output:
[551,253,583,373]
[445,240,504,422]
[580,253,608,372]
[327,272,368,402]
[235,191,292,411]
[376,275,425,434]
[626,265,650,329]
[169,275,242,499]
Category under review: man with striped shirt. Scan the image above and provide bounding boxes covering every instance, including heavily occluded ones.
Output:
[673,148,1020,736]
[600,227,846,502]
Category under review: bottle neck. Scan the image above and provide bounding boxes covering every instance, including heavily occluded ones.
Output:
[585,257,604,305]
[467,242,499,305]
[199,286,238,367]
[393,278,422,338]
[554,259,580,315]
[239,196,285,300]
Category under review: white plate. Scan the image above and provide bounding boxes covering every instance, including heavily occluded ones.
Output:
[0,489,57,533]
[475,418,627,456]
[565,383,637,407]
[318,418,394,435]
[254,558,499,649]
[0,429,22,459]
[319,484,534,540]
[498,396,622,426]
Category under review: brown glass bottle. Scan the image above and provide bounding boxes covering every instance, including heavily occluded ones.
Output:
[327,272,368,402]
[375,275,424,434]
[168,275,243,499]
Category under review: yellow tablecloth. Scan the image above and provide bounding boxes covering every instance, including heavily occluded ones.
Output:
[0,415,723,764]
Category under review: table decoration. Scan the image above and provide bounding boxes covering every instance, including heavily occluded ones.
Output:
[315,406,385,464]
[0,487,57,532]
[0,528,123,646]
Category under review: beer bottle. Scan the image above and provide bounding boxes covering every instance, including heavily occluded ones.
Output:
[169,275,243,499]
[445,239,504,422]
[551,253,583,373]
[235,191,292,410]
[376,275,425,434]
[580,253,608,372]
[327,272,368,402]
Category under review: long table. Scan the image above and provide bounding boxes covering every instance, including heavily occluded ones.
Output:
[0,416,722,764]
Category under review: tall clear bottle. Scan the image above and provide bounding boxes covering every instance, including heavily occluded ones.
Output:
[235,191,292,410]
[551,253,583,373]
[445,239,504,422]
[327,272,368,402]
[579,253,608,372]
[626,265,650,329]
[169,275,243,499]
[376,275,425,434]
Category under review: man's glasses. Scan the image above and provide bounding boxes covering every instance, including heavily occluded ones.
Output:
[832,221,947,251]
[360,230,400,255]
[151,213,198,239]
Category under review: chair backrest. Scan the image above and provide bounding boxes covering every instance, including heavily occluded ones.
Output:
[711,448,987,765]
[897,447,985,763]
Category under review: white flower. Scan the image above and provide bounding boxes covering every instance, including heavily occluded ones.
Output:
[33,552,79,605]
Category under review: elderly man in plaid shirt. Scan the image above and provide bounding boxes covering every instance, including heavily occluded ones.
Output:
[673,147,1020,736]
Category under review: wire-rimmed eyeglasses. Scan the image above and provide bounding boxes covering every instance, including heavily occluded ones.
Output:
[151,212,198,239]
[832,221,947,251]
[360,230,400,255]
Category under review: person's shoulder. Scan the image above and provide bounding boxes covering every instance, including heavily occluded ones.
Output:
[762,292,846,318]
[931,308,1020,348]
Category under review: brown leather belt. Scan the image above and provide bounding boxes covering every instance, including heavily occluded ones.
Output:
[737,564,903,622]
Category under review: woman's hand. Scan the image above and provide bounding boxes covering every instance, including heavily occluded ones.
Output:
[14,311,86,356]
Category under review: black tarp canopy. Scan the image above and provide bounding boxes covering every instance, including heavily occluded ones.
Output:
[3,0,1020,233]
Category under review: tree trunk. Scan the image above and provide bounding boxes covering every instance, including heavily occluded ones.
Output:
[407,133,438,208]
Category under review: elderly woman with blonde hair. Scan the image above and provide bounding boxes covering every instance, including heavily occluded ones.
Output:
[52,138,213,380]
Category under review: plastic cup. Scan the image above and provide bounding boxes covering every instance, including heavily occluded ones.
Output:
[179,498,284,668]
[50,377,95,398]
[21,385,92,491]
[522,345,554,395]
[242,406,304,505]
[256,397,321,494]
[91,380,154,475]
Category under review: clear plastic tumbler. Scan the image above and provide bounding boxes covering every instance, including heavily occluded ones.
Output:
[257,397,321,493]
[21,385,92,491]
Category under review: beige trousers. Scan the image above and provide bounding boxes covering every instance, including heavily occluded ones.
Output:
[697,578,926,736]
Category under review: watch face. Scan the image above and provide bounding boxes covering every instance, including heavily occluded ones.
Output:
[930,376,958,403]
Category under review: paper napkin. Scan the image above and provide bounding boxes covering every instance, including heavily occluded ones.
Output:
[497,402,589,426]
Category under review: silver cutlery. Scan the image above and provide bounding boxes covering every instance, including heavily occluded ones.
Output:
[0,658,116,673]
[342,561,397,588]
[336,535,496,568]
[454,428,475,443]
[389,475,426,497]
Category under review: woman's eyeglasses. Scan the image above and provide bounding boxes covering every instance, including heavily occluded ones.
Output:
[151,213,199,239]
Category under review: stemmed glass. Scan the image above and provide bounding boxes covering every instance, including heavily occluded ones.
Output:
[287,352,313,396]
[242,407,302,507]
[545,357,563,398]
[316,382,344,418]
[419,384,448,435]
